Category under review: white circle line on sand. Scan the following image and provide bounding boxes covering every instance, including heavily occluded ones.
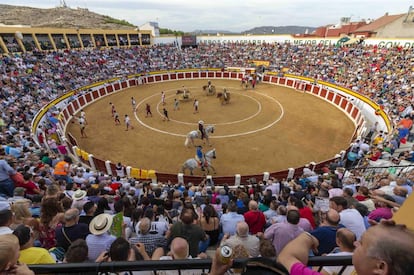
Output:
[165,90,262,125]
[134,86,284,138]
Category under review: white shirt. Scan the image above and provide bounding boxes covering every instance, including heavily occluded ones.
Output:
[323,251,355,275]
[339,209,366,240]
[0,226,13,235]
[265,181,280,196]
[135,220,169,237]
[158,256,202,275]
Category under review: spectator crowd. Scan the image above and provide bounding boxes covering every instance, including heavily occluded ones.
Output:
[0,41,414,274]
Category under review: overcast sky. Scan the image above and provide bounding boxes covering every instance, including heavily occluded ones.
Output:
[2,0,413,32]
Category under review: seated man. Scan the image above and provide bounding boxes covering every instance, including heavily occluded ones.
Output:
[55,208,89,251]
[221,221,260,257]
[128,217,167,257]
[152,237,207,275]
[96,237,150,263]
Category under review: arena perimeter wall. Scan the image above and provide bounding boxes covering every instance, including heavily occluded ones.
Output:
[31,70,390,185]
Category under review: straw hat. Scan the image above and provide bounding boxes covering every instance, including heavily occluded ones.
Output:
[71,189,87,201]
[89,214,113,235]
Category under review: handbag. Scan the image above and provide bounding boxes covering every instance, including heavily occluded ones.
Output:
[61,227,72,245]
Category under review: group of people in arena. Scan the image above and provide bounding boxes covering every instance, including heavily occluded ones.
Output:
[0,41,414,274]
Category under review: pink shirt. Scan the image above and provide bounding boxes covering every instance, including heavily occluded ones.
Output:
[368,207,393,221]
[291,262,321,275]
[264,222,303,255]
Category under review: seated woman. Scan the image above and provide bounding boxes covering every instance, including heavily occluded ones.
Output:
[12,224,56,264]
[199,204,220,249]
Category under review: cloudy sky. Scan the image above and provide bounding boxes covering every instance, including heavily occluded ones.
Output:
[2,0,413,32]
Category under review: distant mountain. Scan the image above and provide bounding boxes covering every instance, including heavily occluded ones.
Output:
[193,30,235,35]
[191,26,316,35]
[242,26,317,35]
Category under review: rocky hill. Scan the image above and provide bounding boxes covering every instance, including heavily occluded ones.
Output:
[0,4,315,34]
[0,4,136,30]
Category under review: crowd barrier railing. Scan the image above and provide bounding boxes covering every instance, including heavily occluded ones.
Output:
[31,69,390,184]
[29,256,353,274]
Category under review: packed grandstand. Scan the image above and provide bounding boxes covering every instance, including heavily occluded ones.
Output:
[0,30,414,275]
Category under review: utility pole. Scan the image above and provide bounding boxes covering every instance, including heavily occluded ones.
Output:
[60,0,68,8]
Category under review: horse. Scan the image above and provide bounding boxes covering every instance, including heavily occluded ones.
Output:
[217,92,230,104]
[176,89,191,101]
[181,148,217,175]
[203,85,216,96]
[184,125,215,147]
[241,78,252,89]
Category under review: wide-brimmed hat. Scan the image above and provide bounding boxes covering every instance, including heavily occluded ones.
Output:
[72,189,87,201]
[89,213,113,235]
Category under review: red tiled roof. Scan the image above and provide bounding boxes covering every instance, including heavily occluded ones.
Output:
[354,14,404,33]
[313,22,366,37]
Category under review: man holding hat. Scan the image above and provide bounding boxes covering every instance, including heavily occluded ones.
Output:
[71,189,88,211]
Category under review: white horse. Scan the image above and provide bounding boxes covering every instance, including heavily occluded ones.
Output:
[184,125,215,147]
[181,148,217,175]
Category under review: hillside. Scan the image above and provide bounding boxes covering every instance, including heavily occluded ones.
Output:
[0,4,136,30]
[0,4,316,34]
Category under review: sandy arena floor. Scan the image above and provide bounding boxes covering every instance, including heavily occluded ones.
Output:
[66,79,355,176]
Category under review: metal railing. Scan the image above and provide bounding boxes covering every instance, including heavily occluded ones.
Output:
[29,256,353,274]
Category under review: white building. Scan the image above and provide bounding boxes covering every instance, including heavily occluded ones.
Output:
[139,22,160,37]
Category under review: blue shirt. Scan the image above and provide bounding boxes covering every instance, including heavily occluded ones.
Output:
[0,160,15,181]
[311,225,344,256]
[196,147,203,159]
[86,233,116,261]
[220,211,245,235]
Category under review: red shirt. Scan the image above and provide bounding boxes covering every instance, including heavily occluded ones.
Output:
[109,182,122,192]
[243,210,266,234]
[355,195,368,201]
[15,180,40,195]
[299,207,316,229]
